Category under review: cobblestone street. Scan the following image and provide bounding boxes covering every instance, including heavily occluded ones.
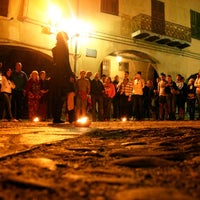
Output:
[0,121,200,200]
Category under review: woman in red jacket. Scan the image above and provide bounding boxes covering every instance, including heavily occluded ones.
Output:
[103,76,116,121]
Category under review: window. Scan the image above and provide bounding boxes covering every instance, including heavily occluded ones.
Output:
[191,10,200,40]
[101,0,119,16]
[0,0,9,17]
[101,59,110,76]
[119,62,129,71]
[151,0,165,35]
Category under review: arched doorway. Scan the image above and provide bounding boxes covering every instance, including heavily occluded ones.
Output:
[0,45,53,119]
[186,73,198,83]
[0,45,53,77]
[100,49,159,83]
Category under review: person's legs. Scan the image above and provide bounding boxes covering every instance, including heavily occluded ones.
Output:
[2,93,13,120]
[196,93,200,119]
[97,96,104,121]
[138,95,144,120]
[67,92,76,123]
[0,93,4,119]
[91,95,97,121]
[159,96,166,120]
[52,88,65,123]
[119,94,129,118]
[12,90,24,119]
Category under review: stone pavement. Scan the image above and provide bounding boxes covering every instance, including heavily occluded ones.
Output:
[0,121,90,159]
[90,120,200,129]
[0,120,200,200]
[1,120,200,160]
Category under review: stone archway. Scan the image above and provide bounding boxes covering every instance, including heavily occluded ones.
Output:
[186,73,198,83]
[0,45,54,119]
[100,49,159,83]
[0,45,53,77]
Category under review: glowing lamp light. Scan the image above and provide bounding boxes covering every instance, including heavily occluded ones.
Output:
[121,117,127,122]
[33,117,39,122]
[75,117,91,127]
[47,4,62,26]
[116,56,122,63]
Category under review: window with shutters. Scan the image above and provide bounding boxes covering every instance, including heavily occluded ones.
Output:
[0,0,9,17]
[190,10,200,40]
[101,59,110,76]
[101,0,119,16]
[151,0,165,35]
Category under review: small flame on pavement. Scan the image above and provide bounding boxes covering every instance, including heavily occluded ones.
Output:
[75,117,91,127]
[121,117,127,122]
[33,117,39,122]
[77,117,88,124]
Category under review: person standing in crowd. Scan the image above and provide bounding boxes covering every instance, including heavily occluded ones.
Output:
[112,75,120,120]
[38,71,50,121]
[176,74,187,120]
[51,31,73,123]
[11,62,28,120]
[118,71,133,119]
[103,76,115,121]
[85,71,93,84]
[0,62,3,119]
[132,71,145,120]
[90,72,104,121]
[1,68,17,122]
[85,71,93,115]
[194,70,200,120]
[101,74,107,118]
[151,77,160,120]
[165,74,178,120]
[187,78,196,120]
[0,62,2,86]
[75,70,90,119]
[101,74,106,84]
[143,80,155,119]
[158,73,168,120]
[25,70,41,121]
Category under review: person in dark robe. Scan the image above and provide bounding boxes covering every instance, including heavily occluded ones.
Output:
[51,31,73,123]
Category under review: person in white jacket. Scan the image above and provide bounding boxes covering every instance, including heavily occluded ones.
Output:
[132,71,145,120]
[1,68,17,122]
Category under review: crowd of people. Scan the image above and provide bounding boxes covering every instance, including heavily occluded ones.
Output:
[0,31,200,123]
[0,62,51,122]
[0,63,200,123]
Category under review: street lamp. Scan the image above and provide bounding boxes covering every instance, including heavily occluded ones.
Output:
[73,33,80,74]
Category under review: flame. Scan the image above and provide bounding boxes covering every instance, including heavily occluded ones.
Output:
[121,117,127,122]
[77,117,88,124]
[33,117,39,122]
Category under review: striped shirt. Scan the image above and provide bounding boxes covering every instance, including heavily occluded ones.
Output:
[118,78,133,97]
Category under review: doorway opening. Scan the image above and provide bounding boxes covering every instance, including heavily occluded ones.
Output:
[0,45,53,77]
[100,49,159,83]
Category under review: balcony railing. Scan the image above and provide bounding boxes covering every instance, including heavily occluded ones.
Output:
[131,14,191,49]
